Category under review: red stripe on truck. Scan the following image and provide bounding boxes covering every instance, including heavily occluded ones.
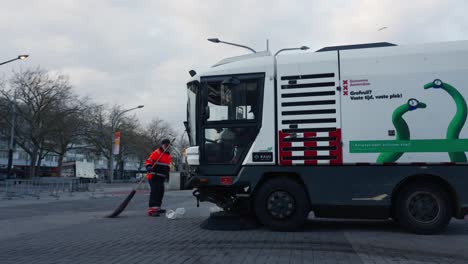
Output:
[304,132,318,165]
[279,131,292,165]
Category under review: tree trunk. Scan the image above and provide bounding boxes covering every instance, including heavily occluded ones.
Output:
[36,148,44,176]
[120,160,125,180]
[116,154,122,180]
[29,148,38,178]
[57,152,65,177]
[107,158,111,182]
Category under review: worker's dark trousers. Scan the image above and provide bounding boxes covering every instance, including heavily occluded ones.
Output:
[149,176,165,208]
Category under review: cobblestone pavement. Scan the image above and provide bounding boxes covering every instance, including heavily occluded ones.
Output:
[0,186,467,264]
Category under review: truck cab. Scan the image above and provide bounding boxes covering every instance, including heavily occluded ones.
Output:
[185,51,273,209]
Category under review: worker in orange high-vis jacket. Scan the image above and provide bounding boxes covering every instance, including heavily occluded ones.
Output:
[145,139,171,216]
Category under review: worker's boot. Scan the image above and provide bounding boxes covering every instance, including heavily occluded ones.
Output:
[147,207,160,217]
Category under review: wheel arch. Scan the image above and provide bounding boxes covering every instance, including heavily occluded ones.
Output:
[391,174,460,217]
[252,171,311,207]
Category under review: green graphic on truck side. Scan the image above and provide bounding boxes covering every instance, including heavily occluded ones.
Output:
[424,79,467,162]
[350,79,468,163]
[376,99,426,163]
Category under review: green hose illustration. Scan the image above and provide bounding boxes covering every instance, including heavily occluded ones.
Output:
[424,79,467,162]
[376,99,427,163]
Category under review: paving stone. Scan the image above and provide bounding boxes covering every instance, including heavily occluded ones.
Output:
[0,187,467,264]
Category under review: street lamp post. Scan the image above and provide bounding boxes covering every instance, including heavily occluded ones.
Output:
[207,38,257,53]
[274,46,309,57]
[0,55,29,66]
[109,105,144,183]
[1,55,29,179]
[6,89,18,178]
[273,46,310,78]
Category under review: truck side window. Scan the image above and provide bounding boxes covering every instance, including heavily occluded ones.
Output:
[206,80,258,122]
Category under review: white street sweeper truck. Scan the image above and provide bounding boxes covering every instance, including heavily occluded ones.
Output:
[184,40,468,234]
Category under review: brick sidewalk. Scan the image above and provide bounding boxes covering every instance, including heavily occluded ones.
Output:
[0,190,467,264]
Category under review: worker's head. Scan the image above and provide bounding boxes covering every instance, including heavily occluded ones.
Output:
[161,139,171,150]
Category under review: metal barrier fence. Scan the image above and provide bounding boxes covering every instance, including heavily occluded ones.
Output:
[1,177,100,200]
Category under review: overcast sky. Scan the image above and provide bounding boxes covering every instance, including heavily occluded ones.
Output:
[1,0,467,132]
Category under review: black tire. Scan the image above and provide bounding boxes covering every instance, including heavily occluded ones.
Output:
[254,177,310,231]
[396,182,452,235]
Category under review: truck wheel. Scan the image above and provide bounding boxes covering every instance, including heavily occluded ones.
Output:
[396,182,452,234]
[254,177,309,231]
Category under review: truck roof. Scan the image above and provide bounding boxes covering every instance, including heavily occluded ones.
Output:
[209,42,399,70]
[188,40,468,83]
[212,51,271,67]
[316,42,397,52]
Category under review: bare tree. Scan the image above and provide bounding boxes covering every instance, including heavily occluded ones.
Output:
[147,118,175,148]
[0,69,180,179]
[82,104,112,179]
[83,104,147,180]
[45,98,88,176]
[132,129,153,171]
[0,67,74,177]
[118,118,175,174]
[114,116,140,179]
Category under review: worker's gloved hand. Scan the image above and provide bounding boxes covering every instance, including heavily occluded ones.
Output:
[146,165,152,173]
[146,173,152,180]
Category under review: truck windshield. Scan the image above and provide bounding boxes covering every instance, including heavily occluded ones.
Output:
[187,81,198,146]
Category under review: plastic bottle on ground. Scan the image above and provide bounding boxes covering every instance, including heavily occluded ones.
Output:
[165,208,186,219]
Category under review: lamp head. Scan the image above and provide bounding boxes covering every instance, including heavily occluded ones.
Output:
[207,38,220,43]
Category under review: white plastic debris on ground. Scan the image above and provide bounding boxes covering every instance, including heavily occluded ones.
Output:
[165,208,186,219]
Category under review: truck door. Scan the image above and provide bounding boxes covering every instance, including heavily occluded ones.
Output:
[276,52,342,165]
[198,73,265,175]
